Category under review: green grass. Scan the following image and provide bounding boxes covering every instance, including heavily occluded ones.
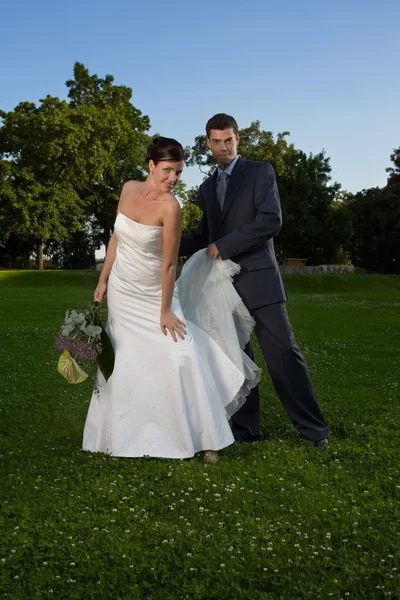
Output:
[1,271,400,599]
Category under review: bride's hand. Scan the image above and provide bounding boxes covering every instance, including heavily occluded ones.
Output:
[94,281,107,303]
[160,311,187,342]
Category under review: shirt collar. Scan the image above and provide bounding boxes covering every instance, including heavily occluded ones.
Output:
[217,155,240,179]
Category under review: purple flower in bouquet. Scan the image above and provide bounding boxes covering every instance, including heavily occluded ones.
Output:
[55,336,102,361]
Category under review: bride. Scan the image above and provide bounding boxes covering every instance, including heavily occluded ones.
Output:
[82,137,260,462]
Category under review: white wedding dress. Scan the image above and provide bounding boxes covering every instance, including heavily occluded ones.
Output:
[82,212,261,459]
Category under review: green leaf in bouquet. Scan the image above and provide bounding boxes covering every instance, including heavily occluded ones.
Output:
[57,350,88,384]
[97,325,115,381]
[92,302,115,381]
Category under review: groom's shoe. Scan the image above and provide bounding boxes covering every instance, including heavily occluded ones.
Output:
[314,438,329,448]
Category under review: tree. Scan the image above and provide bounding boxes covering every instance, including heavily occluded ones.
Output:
[66,63,151,247]
[171,180,203,236]
[45,217,102,269]
[0,235,32,269]
[0,63,151,268]
[386,147,400,186]
[348,186,400,272]
[276,149,353,264]
[0,97,88,268]
[181,201,202,236]
[346,149,400,273]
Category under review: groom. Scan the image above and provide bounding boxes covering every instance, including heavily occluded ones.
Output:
[179,113,329,447]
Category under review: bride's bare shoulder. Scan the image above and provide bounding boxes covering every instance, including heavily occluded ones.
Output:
[163,192,181,215]
[121,180,144,194]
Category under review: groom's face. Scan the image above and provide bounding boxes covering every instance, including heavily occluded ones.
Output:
[207,128,239,168]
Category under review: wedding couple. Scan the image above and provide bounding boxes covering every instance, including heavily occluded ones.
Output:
[82,113,329,462]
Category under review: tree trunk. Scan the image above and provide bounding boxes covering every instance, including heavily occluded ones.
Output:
[36,242,44,270]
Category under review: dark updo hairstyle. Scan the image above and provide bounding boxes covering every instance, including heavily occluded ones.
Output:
[145,136,185,165]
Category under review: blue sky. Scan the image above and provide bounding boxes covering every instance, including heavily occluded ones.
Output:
[1,0,399,193]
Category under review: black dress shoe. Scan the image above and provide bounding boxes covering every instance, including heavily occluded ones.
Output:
[314,438,329,448]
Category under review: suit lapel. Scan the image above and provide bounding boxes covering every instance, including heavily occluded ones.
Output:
[221,157,246,222]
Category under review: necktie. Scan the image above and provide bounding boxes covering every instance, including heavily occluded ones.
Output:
[219,172,229,210]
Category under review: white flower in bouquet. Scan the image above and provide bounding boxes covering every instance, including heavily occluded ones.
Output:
[83,324,102,338]
[61,324,74,337]
[64,310,86,328]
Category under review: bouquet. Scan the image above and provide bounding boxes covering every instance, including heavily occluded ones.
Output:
[56,302,114,384]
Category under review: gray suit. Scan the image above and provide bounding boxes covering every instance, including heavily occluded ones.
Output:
[180,157,328,442]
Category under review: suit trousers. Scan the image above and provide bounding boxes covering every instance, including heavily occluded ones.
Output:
[231,302,329,442]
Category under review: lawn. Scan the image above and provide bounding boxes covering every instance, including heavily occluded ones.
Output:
[1,271,399,599]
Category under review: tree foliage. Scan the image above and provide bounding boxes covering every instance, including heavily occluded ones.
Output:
[0,63,150,268]
[66,63,151,246]
[386,146,400,186]
[344,149,400,273]
[1,68,397,272]
[347,189,400,273]
[0,97,88,267]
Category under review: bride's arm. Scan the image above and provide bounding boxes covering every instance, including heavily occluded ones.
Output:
[93,233,118,302]
[93,184,132,302]
[160,200,187,342]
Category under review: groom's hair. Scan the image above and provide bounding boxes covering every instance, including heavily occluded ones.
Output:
[206,114,239,138]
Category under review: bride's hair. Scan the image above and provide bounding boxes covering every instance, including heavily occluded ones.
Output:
[146,137,185,165]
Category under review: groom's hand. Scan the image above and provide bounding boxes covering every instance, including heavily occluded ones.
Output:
[206,243,220,259]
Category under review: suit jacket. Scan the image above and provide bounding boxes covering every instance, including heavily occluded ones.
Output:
[179,157,287,310]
